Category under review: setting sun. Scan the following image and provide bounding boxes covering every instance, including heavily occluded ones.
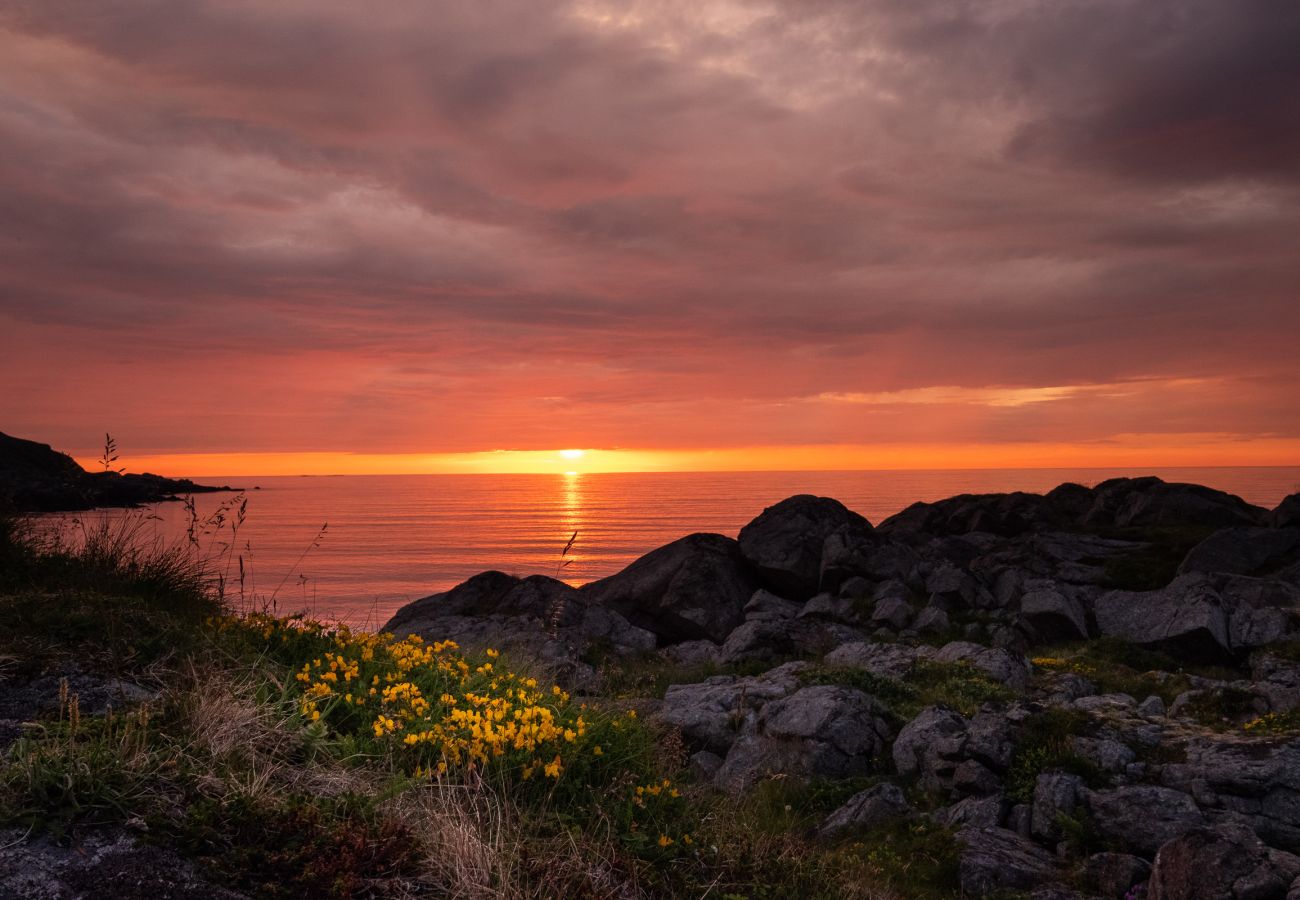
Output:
[559,449,586,460]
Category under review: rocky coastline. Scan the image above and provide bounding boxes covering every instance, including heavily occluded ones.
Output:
[385,477,1300,898]
[0,431,237,513]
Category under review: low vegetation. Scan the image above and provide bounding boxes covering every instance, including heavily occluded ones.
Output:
[0,513,920,898]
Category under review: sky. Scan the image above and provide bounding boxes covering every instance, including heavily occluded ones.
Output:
[1,0,1298,475]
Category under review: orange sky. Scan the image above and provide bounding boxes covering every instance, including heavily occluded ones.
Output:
[3,2,1299,473]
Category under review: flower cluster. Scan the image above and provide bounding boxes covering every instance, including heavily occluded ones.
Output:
[1242,710,1300,735]
[220,614,615,785]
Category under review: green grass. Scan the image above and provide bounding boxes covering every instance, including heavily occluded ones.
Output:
[1004,709,1108,804]
[803,659,1015,720]
[0,512,913,899]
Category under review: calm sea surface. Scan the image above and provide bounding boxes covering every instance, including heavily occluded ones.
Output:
[56,468,1300,627]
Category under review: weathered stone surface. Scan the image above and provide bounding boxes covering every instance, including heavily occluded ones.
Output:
[743,589,802,622]
[820,531,919,594]
[738,495,873,600]
[957,827,1062,897]
[658,663,808,755]
[1093,574,1233,661]
[871,592,914,630]
[935,794,1007,829]
[893,706,970,788]
[933,641,1031,690]
[714,685,892,791]
[0,828,248,900]
[1082,852,1152,899]
[384,572,654,677]
[1158,737,1300,849]
[818,783,912,839]
[823,641,934,679]
[879,489,1085,539]
[581,533,759,643]
[1021,586,1089,641]
[1084,477,1266,530]
[1031,772,1084,843]
[1084,785,1204,857]
[718,617,866,667]
[1180,527,1300,578]
[913,605,952,635]
[1149,823,1300,900]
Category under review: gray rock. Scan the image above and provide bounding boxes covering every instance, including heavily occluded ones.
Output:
[714,685,892,791]
[1093,574,1233,662]
[689,750,724,781]
[954,759,1003,795]
[658,663,806,754]
[658,639,720,668]
[1149,823,1300,900]
[1082,852,1152,899]
[0,828,248,900]
[1179,527,1300,577]
[914,605,952,634]
[798,592,864,625]
[818,783,912,839]
[893,706,969,790]
[1159,737,1300,849]
[821,531,920,594]
[871,592,914,630]
[935,794,1007,829]
[738,495,873,600]
[823,641,933,679]
[1031,772,1084,843]
[1021,586,1089,641]
[581,532,758,643]
[1071,736,1137,773]
[744,589,802,622]
[1085,785,1205,857]
[1139,695,1167,717]
[1084,477,1266,531]
[933,641,1031,690]
[957,827,1062,897]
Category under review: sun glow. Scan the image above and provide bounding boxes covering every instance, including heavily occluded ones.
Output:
[559,449,586,459]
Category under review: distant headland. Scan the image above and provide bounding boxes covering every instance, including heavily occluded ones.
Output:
[0,431,238,513]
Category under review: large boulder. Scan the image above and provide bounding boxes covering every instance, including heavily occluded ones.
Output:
[819,531,920,594]
[1083,785,1204,857]
[1084,477,1266,530]
[1179,528,1300,577]
[1020,585,1089,641]
[382,572,655,679]
[580,533,758,643]
[1093,574,1233,661]
[878,487,1089,539]
[738,495,873,600]
[1158,736,1300,850]
[956,827,1062,897]
[714,685,892,791]
[1149,823,1300,900]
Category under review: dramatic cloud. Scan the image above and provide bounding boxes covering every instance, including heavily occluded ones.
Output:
[1,0,1297,463]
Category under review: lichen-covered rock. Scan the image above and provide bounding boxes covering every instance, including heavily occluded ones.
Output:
[957,827,1063,897]
[1084,785,1204,857]
[823,641,934,679]
[658,663,808,755]
[933,641,1032,690]
[1179,528,1300,577]
[1149,823,1300,900]
[1093,574,1232,661]
[715,685,892,791]
[581,532,758,643]
[1021,585,1089,641]
[738,495,873,600]
[818,783,912,839]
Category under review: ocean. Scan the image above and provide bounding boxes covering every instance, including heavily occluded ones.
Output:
[52,468,1300,627]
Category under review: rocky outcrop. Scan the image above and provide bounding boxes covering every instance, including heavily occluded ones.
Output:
[383,571,654,685]
[0,430,235,512]
[957,827,1063,897]
[1179,528,1300,578]
[1093,574,1233,661]
[580,533,758,643]
[737,495,873,600]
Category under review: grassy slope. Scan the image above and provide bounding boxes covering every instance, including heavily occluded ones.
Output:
[0,514,962,899]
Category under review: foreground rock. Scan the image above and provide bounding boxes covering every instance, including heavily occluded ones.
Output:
[1148,823,1300,900]
[0,430,236,512]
